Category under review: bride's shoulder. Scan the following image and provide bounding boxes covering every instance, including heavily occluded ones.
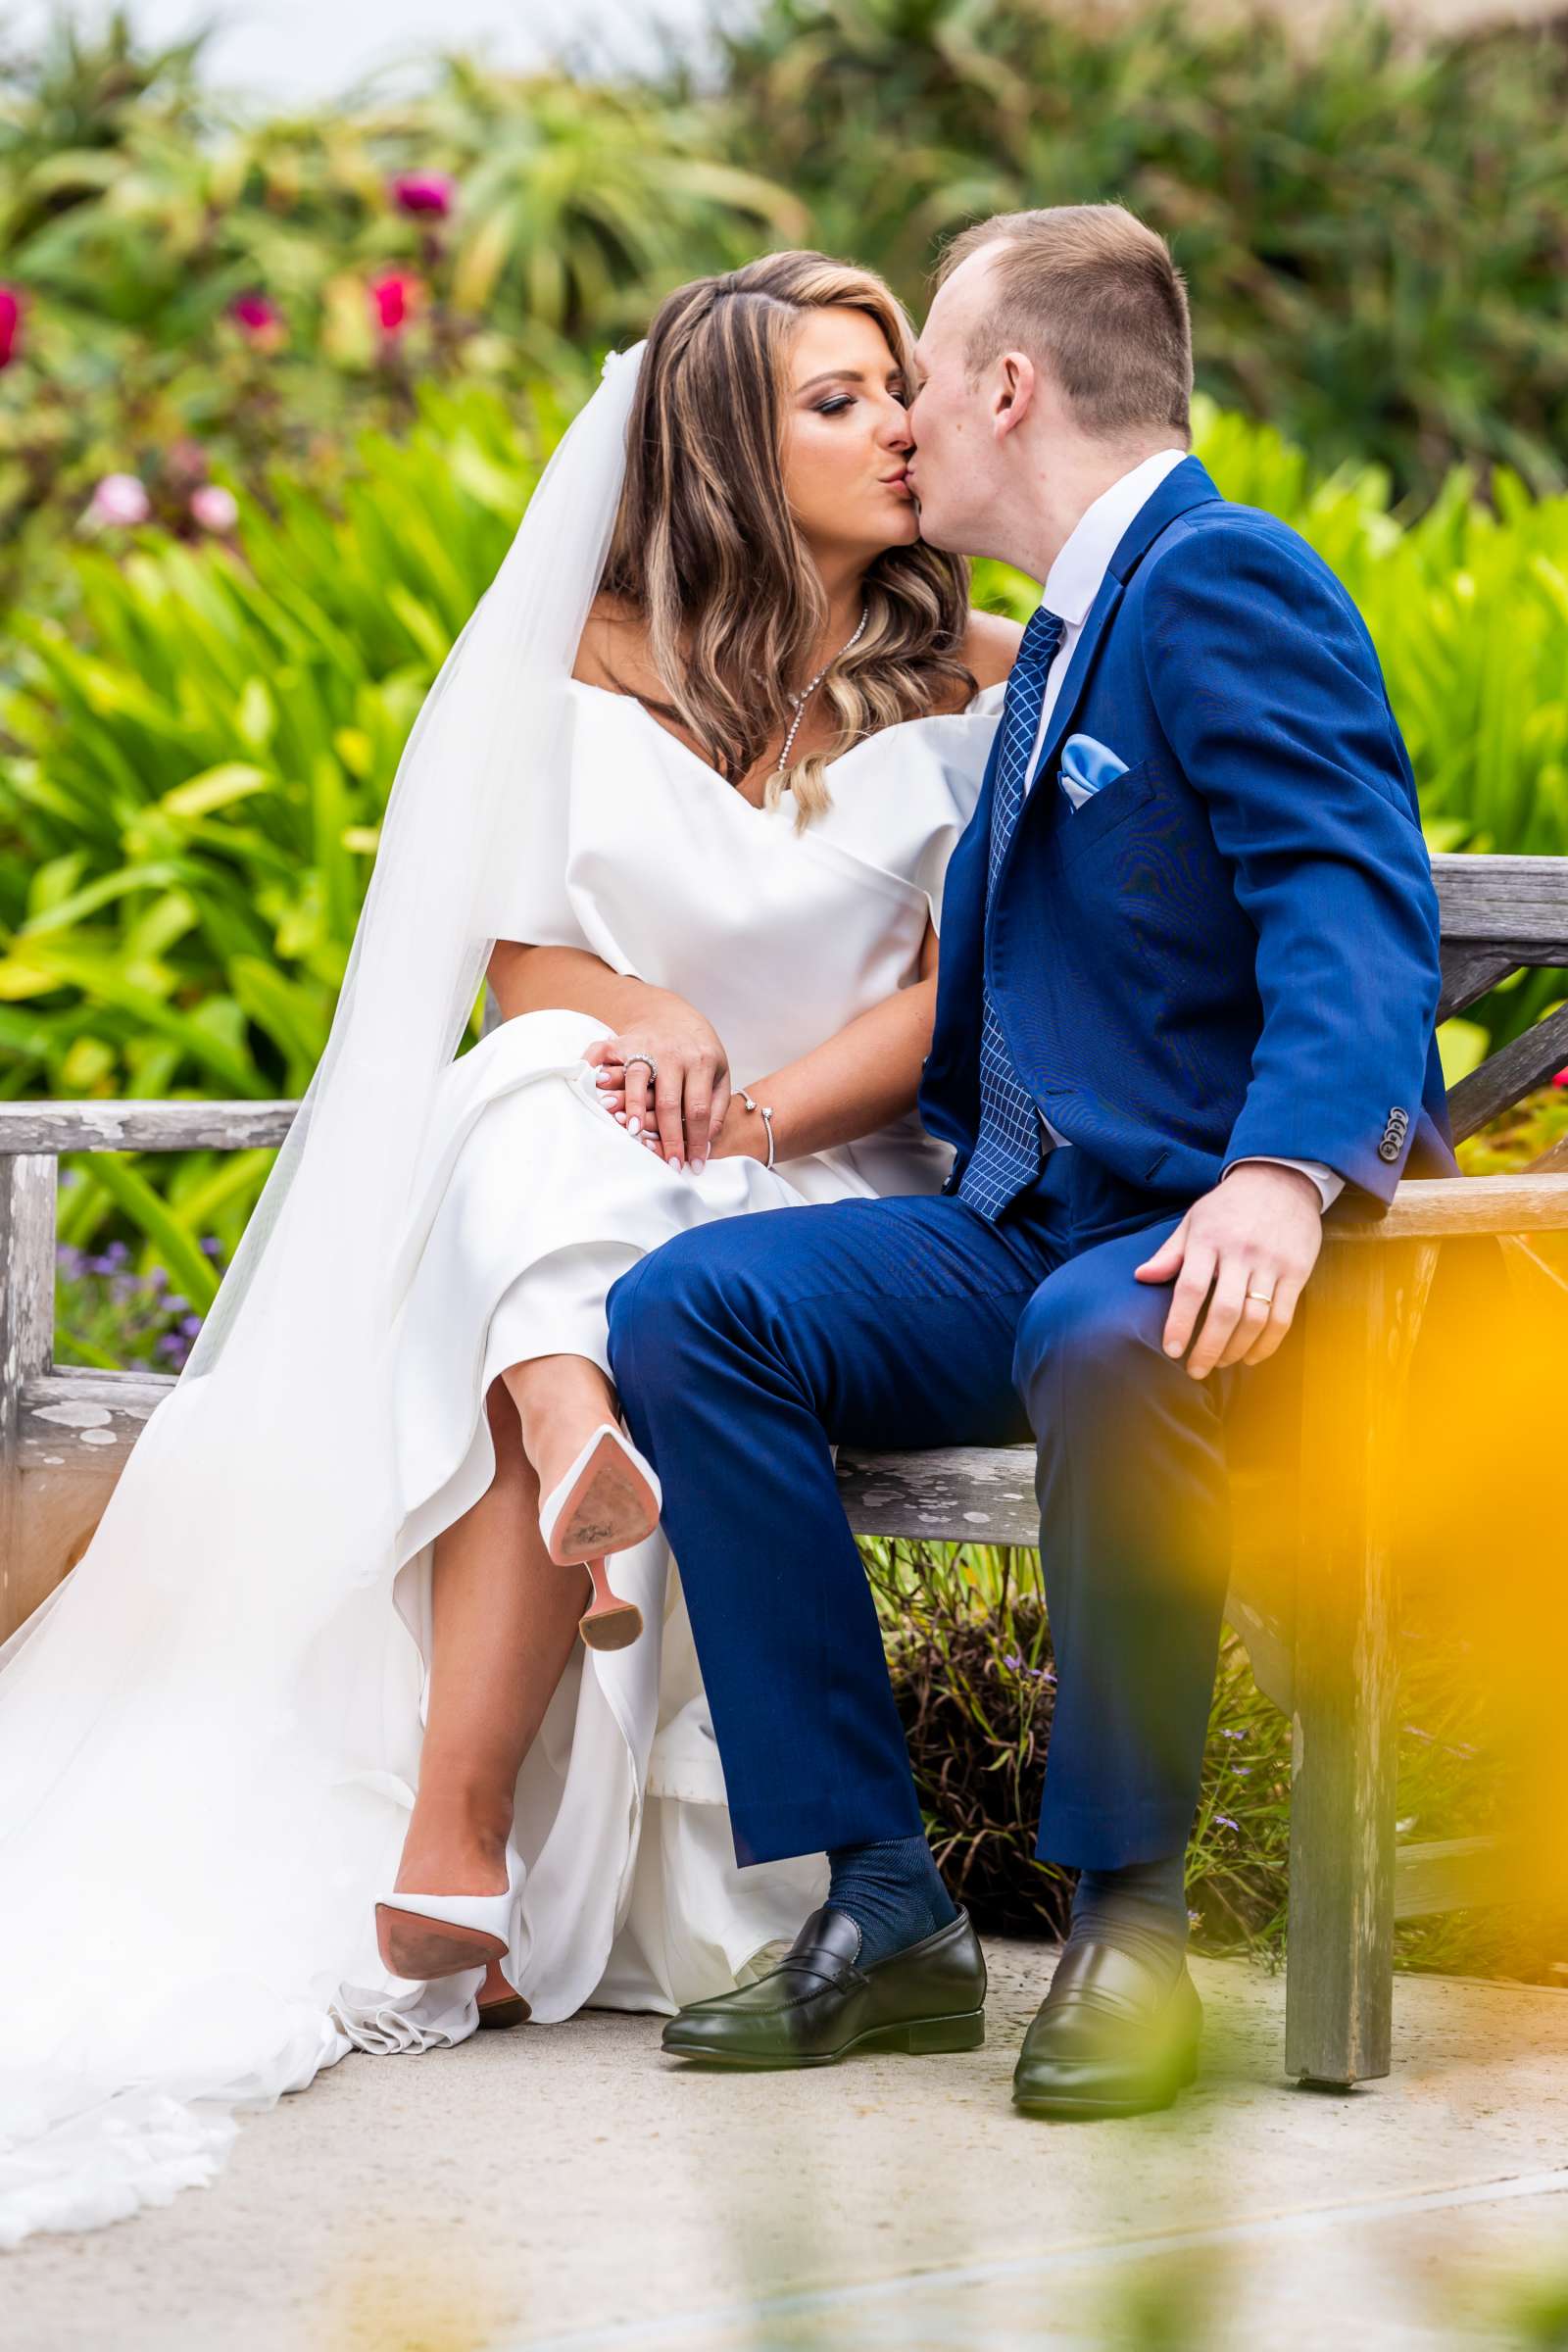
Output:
[572,594,660,697]
[959,608,1025,692]
[922,610,1022,716]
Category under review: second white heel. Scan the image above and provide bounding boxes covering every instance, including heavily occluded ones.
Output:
[375,1841,528,2010]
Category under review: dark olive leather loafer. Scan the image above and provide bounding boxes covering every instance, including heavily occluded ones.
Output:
[1011,1937,1201,2119]
[662,1903,986,2069]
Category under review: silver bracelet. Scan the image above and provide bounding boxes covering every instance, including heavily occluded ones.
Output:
[738,1090,776,1170]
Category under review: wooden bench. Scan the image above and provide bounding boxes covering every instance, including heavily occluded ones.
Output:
[3,851,1566,2087]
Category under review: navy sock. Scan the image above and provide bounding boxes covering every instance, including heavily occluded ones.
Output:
[1068,1851,1189,1980]
[825,1833,957,1969]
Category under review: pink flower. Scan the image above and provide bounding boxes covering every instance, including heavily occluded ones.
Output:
[391,172,456,220]
[0,285,21,369]
[229,291,284,347]
[190,484,239,533]
[1554,1066,1568,1090]
[85,473,151,528]
[369,270,421,335]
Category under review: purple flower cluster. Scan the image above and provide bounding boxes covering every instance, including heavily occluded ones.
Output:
[56,1235,224,1374]
[57,1237,129,1278]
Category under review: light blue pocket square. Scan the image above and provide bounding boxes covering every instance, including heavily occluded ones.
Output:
[1058,732,1129,810]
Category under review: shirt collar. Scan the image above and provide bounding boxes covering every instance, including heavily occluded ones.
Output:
[1043,449,1189,629]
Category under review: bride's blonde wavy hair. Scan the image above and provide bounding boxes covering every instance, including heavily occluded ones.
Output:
[598,252,974,827]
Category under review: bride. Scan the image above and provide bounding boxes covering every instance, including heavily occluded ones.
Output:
[0,251,1017,2244]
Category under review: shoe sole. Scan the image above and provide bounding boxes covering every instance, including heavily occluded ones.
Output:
[1012,2047,1200,2120]
[662,2008,986,2069]
[376,1907,509,1981]
[549,1437,660,1564]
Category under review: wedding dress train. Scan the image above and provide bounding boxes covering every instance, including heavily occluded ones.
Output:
[0,667,1003,2245]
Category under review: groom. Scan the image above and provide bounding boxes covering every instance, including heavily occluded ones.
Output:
[606,204,1453,2116]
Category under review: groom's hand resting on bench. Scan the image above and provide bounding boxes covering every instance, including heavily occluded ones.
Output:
[1134,1163,1324,1380]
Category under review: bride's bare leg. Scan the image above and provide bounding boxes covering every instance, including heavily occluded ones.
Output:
[503,1351,619,1501]
[394,1376,583,1896]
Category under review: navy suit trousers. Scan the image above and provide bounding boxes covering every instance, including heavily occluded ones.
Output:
[606,1146,1240,1876]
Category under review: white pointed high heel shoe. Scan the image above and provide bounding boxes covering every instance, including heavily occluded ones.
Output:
[537,1421,662,1653]
[375,1842,529,2030]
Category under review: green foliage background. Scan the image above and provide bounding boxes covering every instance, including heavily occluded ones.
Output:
[4,0,1568,600]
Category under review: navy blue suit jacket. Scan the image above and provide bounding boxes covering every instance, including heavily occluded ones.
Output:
[920,457,1455,1208]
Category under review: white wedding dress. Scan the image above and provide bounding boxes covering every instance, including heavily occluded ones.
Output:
[0,673,1004,2247]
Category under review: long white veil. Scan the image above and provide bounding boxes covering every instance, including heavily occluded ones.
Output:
[0,347,646,2245]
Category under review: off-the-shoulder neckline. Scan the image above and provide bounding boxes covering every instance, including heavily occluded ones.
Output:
[565,675,1006,801]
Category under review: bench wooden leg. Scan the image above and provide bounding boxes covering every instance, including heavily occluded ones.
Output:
[1284,1239,1435,2088]
[0,1152,57,1636]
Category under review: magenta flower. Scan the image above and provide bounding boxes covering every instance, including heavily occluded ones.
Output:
[369,270,421,334]
[85,472,151,528]
[0,284,22,369]
[1555,1066,1568,1090]
[229,291,284,347]
[391,172,456,220]
[189,483,239,533]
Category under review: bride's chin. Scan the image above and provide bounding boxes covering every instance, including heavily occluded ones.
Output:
[872,512,923,553]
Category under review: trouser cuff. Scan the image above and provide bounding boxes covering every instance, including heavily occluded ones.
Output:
[1036,1791,1197,1874]
[730,1778,925,1870]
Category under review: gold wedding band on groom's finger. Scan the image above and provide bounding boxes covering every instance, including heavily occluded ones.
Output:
[1246,1286,1275,1306]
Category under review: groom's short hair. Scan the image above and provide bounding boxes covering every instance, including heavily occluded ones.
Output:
[935,204,1192,443]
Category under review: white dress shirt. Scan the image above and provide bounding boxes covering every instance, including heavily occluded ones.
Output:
[1021,449,1343,1211]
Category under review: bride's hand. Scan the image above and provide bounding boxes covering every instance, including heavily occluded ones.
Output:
[585,1000,731,1170]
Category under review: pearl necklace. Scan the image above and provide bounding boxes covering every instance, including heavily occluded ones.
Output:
[774,602,870,776]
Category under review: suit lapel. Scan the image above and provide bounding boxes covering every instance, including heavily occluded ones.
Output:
[919,722,998,1129]
[940,722,1000,950]
[1025,568,1126,801]
[1019,454,1223,810]
[931,457,1224,1138]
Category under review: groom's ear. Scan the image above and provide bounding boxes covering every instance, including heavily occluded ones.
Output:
[994,352,1038,440]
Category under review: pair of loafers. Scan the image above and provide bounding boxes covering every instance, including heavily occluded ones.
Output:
[662,1903,1200,2118]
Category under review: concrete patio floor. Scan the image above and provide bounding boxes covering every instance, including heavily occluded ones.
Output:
[8,1942,1568,2351]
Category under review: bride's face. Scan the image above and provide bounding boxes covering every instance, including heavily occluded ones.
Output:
[779,306,919,563]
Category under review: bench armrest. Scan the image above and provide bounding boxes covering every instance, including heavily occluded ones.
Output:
[1326,1173,1568,1243]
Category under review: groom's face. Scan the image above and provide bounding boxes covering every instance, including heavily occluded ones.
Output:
[905,249,1015,557]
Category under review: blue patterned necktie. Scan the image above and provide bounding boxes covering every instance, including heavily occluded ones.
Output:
[956,601,1066,1219]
